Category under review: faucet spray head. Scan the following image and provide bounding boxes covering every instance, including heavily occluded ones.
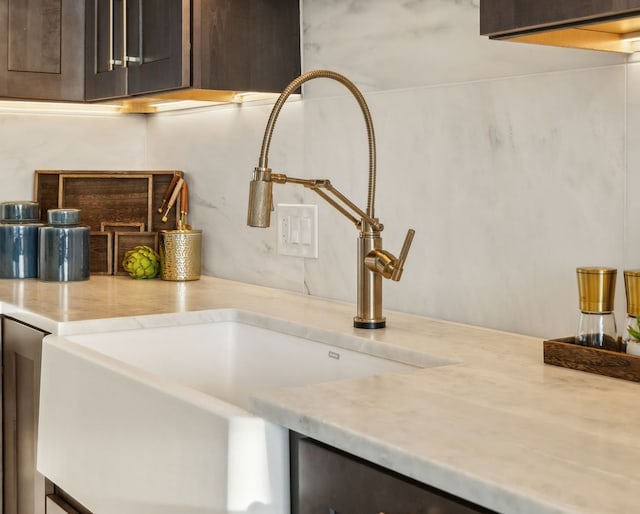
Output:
[247,167,273,228]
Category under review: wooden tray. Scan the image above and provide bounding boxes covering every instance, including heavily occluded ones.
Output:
[34,170,183,231]
[114,232,159,276]
[100,221,145,233]
[89,232,113,275]
[59,173,153,231]
[543,337,640,383]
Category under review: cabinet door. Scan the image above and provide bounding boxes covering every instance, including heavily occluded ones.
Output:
[125,0,190,96]
[3,318,49,514]
[85,0,127,100]
[0,0,85,101]
[193,0,301,93]
[292,436,493,514]
[86,0,188,100]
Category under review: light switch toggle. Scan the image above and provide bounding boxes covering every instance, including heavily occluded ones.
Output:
[276,204,318,258]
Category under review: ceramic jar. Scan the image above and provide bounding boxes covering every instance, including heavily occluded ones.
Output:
[38,209,90,282]
[0,201,42,279]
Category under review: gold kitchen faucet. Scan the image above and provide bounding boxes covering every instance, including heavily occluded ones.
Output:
[247,70,414,329]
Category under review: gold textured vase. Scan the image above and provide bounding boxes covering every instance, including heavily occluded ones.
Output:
[159,229,202,281]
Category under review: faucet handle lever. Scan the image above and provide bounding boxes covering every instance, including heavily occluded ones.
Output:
[398,229,415,263]
[391,228,415,281]
[364,228,415,281]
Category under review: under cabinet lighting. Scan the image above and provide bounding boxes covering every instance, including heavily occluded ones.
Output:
[621,30,640,42]
[621,30,640,52]
[0,91,297,115]
[500,17,640,54]
[0,100,122,115]
[141,100,224,112]
[232,92,294,103]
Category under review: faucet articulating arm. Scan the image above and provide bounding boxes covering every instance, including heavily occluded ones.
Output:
[364,229,415,281]
[271,173,383,231]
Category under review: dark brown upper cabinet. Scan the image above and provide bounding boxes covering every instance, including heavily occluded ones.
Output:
[480,0,640,53]
[86,0,301,103]
[0,0,85,101]
[190,0,301,95]
[1,0,300,107]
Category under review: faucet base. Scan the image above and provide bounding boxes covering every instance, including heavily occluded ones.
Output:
[354,318,386,329]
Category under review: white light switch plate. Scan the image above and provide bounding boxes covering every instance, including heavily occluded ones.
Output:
[276,204,318,258]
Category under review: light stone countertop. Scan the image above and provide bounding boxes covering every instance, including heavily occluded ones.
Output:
[0,275,637,514]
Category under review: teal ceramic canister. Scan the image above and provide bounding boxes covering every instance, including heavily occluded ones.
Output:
[0,201,42,279]
[38,209,90,282]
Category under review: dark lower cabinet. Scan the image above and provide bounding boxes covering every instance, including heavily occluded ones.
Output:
[291,434,495,514]
[2,317,49,514]
[2,317,93,514]
[46,494,83,514]
[46,488,92,514]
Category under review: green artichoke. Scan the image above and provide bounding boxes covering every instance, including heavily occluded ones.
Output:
[122,245,160,279]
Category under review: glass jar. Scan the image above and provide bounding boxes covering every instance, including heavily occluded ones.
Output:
[623,315,640,355]
[624,270,640,355]
[577,311,618,350]
[576,267,619,351]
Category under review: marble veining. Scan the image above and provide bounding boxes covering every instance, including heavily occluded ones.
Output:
[301,0,620,97]
[299,66,626,338]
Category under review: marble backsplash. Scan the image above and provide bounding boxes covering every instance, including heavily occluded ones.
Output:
[0,0,635,339]
[301,0,621,96]
[0,112,146,201]
[146,0,628,338]
[147,63,626,339]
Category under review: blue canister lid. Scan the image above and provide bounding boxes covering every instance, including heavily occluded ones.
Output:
[47,208,81,226]
[0,201,40,222]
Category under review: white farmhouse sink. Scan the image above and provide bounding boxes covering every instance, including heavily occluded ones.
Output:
[37,309,449,514]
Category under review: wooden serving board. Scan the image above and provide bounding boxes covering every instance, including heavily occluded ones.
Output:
[34,170,183,231]
[89,232,113,275]
[59,173,153,231]
[543,337,640,383]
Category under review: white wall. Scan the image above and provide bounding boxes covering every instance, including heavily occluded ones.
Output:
[0,1,633,339]
[0,111,146,198]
